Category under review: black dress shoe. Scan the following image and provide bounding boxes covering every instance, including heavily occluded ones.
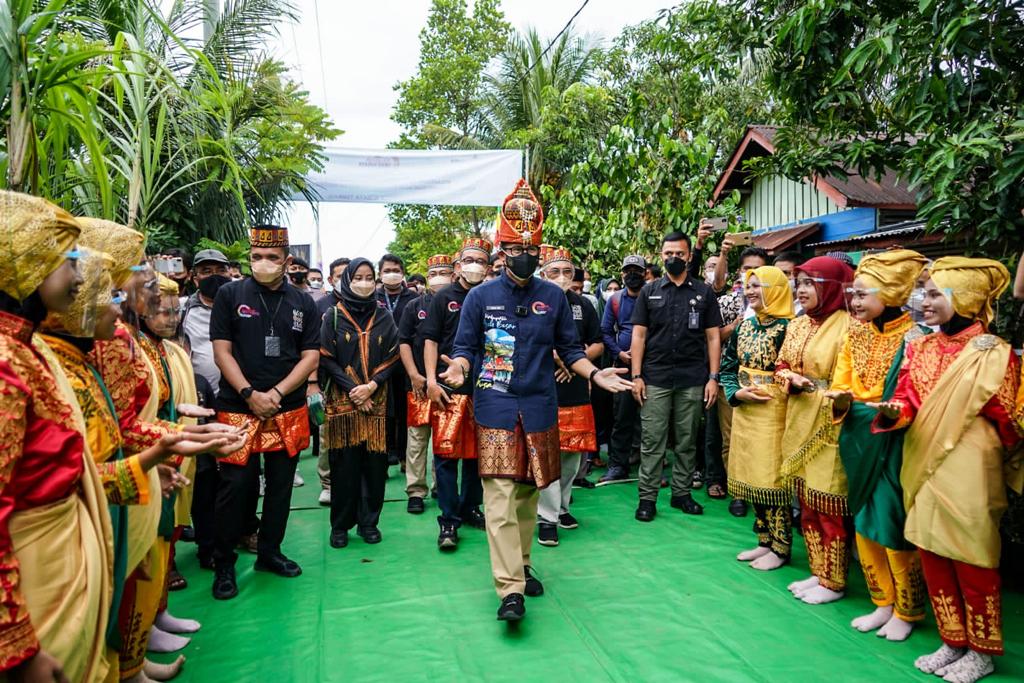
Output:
[254,554,302,578]
[497,593,526,621]
[407,496,425,514]
[212,565,238,600]
[330,530,349,548]
[670,494,704,515]
[180,525,196,543]
[358,527,382,544]
[463,508,486,530]
[573,478,596,489]
[524,566,544,597]
[729,498,749,517]
[635,500,656,522]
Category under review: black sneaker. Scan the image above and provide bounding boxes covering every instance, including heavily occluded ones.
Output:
[670,494,704,515]
[437,523,458,551]
[212,565,238,600]
[497,593,526,621]
[691,470,704,489]
[537,522,559,547]
[387,452,400,466]
[597,466,630,486]
[635,500,657,522]
[558,512,579,530]
[463,508,486,530]
[407,496,425,514]
[524,566,544,597]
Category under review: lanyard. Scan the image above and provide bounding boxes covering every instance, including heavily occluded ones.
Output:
[382,288,398,313]
[257,290,285,335]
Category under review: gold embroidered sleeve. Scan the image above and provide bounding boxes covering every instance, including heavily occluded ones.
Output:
[96,455,150,506]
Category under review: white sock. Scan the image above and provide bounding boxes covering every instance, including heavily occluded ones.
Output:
[144,655,186,681]
[155,611,201,634]
[799,585,844,604]
[851,605,893,632]
[788,575,818,594]
[147,625,190,653]
[877,613,914,641]
[750,551,786,571]
[940,651,994,683]
[737,546,771,562]
[122,673,154,683]
[915,644,966,674]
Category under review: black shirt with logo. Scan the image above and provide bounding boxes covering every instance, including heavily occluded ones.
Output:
[209,277,320,413]
[557,289,601,407]
[631,274,723,389]
[421,281,473,396]
[398,292,433,389]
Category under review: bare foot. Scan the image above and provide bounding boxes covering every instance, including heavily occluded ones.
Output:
[851,605,893,632]
[799,585,844,604]
[750,551,786,571]
[737,546,771,562]
[788,575,818,594]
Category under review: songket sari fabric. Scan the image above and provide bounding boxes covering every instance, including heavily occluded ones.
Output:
[476,421,561,489]
[406,391,431,428]
[557,403,597,453]
[432,393,478,459]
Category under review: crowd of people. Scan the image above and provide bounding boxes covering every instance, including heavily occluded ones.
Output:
[2,179,1023,683]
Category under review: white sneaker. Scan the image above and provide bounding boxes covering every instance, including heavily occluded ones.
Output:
[293,471,305,487]
[318,488,331,506]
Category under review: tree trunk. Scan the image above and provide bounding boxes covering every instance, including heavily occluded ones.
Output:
[471,206,480,236]
[7,79,32,192]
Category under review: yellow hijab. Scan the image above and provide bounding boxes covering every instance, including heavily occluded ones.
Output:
[745,266,795,321]
[0,190,82,301]
[929,256,1010,326]
[76,218,146,288]
[855,249,929,307]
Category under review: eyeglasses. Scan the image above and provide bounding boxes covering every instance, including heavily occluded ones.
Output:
[64,249,81,261]
[544,267,574,279]
[844,287,880,300]
[460,256,488,266]
[112,290,127,305]
[795,276,828,287]
[503,245,540,257]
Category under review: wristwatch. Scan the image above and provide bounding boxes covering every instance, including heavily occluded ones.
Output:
[240,386,254,400]
[632,374,642,380]
[708,372,721,382]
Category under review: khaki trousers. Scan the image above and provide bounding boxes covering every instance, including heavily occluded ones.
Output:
[482,477,539,597]
[718,387,733,470]
[317,423,330,490]
[405,424,431,498]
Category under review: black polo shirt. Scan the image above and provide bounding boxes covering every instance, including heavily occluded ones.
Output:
[317,289,342,318]
[631,274,723,389]
[557,289,601,407]
[420,281,472,396]
[209,277,320,413]
[398,292,432,388]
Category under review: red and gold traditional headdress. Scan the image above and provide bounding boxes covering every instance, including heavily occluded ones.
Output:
[460,236,493,256]
[427,253,453,269]
[495,179,543,246]
[540,245,572,268]
[250,224,289,248]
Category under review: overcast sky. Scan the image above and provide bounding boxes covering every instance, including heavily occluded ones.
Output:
[269,0,673,267]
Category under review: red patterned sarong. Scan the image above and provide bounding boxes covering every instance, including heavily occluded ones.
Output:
[216,405,310,466]
[476,421,560,489]
[407,391,431,428]
[919,549,1004,655]
[557,404,596,453]
[431,394,477,459]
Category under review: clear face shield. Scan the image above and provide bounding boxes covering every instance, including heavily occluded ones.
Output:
[40,246,114,338]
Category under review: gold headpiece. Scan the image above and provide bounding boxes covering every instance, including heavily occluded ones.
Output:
[0,190,81,301]
[929,256,1011,326]
[76,218,146,288]
[855,249,929,307]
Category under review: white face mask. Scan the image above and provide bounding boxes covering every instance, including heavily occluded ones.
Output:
[461,263,486,285]
[309,279,323,289]
[582,279,593,293]
[603,289,617,301]
[381,272,403,287]
[350,280,376,298]
[427,275,450,291]
[552,274,572,292]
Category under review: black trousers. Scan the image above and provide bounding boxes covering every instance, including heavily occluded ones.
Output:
[212,450,297,567]
[435,456,482,526]
[607,388,640,471]
[701,402,726,486]
[329,445,389,533]
[191,456,218,562]
[386,373,408,460]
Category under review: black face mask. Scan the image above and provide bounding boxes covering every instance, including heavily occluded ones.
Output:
[288,271,307,285]
[197,274,230,300]
[506,253,539,280]
[664,257,687,277]
[623,272,645,291]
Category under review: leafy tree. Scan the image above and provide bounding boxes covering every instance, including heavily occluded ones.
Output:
[742,0,1024,251]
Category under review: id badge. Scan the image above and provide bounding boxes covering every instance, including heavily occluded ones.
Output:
[688,310,700,330]
[264,335,281,357]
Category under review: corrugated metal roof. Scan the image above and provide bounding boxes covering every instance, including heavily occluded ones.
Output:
[753,222,820,253]
[807,221,925,248]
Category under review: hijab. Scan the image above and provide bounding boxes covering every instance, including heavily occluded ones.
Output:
[929,256,1010,327]
[745,266,795,322]
[796,256,854,322]
[855,249,928,307]
[336,257,378,322]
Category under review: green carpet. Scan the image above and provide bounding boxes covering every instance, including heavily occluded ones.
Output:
[157,452,1023,682]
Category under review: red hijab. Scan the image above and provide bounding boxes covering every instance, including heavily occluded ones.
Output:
[796,256,854,322]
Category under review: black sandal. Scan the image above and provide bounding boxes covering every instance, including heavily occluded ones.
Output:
[167,569,187,591]
[707,483,727,499]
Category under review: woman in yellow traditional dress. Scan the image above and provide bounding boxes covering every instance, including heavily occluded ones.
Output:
[873,258,1020,683]
[775,256,854,604]
[826,250,930,642]
[721,266,794,571]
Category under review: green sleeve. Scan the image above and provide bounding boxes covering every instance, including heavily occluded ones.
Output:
[721,320,742,405]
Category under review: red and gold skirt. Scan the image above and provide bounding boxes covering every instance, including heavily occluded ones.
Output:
[476,421,560,489]
[558,404,596,453]
[431,394,477,459]
[216,404,310,466]
[407,391,431,428]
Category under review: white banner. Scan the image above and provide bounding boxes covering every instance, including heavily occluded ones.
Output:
[302,148,524,206]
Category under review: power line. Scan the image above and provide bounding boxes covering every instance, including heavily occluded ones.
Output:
[517,0,590,85]
[311,0,329,108]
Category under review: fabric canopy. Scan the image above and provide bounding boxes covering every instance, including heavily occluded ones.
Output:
[300,148,524,207]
